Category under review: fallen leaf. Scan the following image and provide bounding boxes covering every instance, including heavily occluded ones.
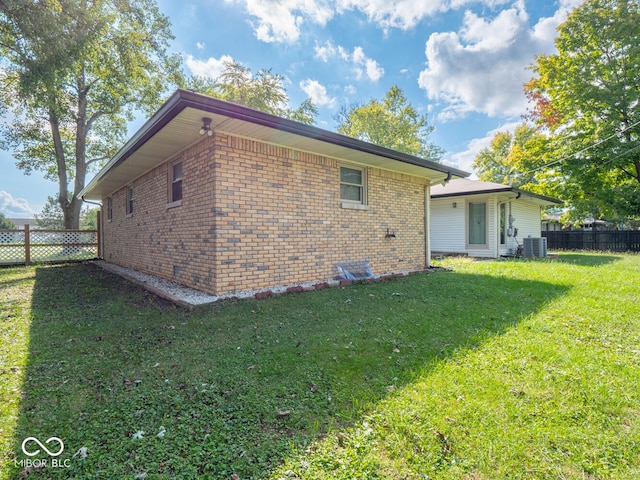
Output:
[72,446,88,459]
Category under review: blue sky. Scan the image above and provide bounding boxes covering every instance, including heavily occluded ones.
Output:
[0,0,583,218]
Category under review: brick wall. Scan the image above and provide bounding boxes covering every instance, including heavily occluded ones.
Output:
[102,132,429,296]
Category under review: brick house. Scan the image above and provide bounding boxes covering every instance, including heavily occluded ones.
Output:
[80,90,468,297]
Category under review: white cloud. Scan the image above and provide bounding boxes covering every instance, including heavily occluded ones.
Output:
[337,0,450,31]
[351,46,385,82]
[444,121,522,174]
[196,42,206,50]
[227,0,518,43]
[364,57,385,82]
[344,84,357,95]
[225,0,334,43]
[314,41,337,62]
[315,42,384,82]
[418,1,577,120]
[185,54,236,79]
[0,191,36,217]
[299,79,337,107]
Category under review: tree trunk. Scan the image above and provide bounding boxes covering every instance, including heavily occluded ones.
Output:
[48,107,80,230]
[73,75,89,231]
[61,197,82,230]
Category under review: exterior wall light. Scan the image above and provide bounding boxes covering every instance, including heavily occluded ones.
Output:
[199,117,213,136]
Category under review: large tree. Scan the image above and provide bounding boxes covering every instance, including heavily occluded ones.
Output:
[188,60,318,125]
[34,194,98,229]
[473,123,549,188]
[335,85,444,161]
[525,0,640,222]
[0,0,182,229]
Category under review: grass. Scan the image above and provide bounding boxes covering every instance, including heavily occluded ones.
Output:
[0,253,638,479]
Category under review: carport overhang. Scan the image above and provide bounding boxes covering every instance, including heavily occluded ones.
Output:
[80,89,469,200]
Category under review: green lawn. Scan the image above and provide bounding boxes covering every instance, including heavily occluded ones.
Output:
[1,253,638,479]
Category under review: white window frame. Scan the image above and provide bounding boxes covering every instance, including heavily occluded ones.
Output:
[340,164,368,209]
[106,197,113,222]
[167,158,183,208]
[125,186,134,217]
[499,202,507,245]
[467,201,487,247]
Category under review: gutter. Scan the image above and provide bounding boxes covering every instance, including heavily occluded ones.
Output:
[177,90,469,178]
[80,90,188,198]
[80,89,469,198]
[432,187,560,205]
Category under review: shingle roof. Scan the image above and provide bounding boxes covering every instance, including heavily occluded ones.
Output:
[431,178,561,205]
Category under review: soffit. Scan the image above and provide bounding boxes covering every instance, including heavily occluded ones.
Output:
[82,96,468,200]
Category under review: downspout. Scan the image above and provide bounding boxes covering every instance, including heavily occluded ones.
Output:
[81,196,101,208]
[426,172,451,268]
[425,183,431,269]
[82,196,103,259]
[497,200,503,258]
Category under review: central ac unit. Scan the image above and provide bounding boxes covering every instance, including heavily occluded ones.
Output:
[523,237,547,258]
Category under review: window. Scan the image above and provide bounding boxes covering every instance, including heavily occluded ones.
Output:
[499,203,506,245]
[340,166,365,204]
[170,160,183,203]
[126,186,134,216]
[106,197,113,222]
[468,202,486,245]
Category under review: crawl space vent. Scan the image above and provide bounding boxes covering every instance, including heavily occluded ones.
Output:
[335,261,374,280]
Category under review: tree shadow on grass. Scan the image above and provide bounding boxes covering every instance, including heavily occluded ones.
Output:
[555,252,623,267]
[9,262,569,479]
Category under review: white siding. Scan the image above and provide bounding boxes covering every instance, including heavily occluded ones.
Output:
[431,198,466,253]
[431,192,546,258]
[512,201,543,242]
[497,200,543,255]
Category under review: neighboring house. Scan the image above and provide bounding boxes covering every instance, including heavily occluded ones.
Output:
[577,218,615,231]
[8,218,35,229]
[80,89,468,298]
[542,213,563,232]
[542,213,616,232]
[430,179,561,258]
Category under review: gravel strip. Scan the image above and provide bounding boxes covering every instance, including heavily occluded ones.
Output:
[92,260,218,307]
[92,260,431,308]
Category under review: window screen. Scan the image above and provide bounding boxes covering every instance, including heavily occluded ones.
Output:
[340,166,364,203]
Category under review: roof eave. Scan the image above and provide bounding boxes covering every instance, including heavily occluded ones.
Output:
[432,187,562,205]
[80,90,469,200]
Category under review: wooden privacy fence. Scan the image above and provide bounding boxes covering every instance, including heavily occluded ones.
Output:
[0,224,101,266]
[542,230,640,252]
